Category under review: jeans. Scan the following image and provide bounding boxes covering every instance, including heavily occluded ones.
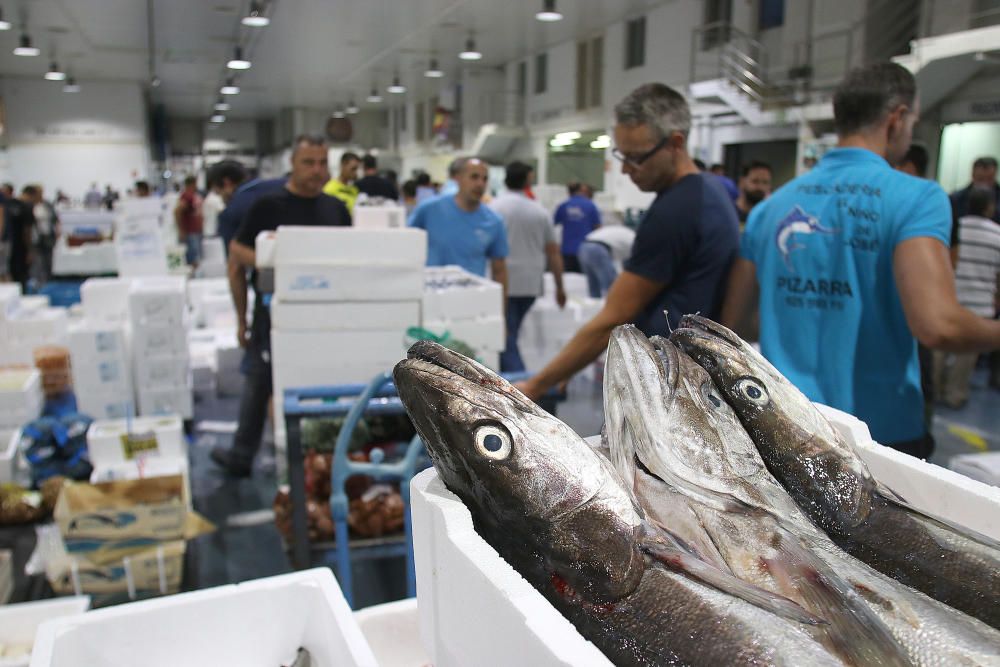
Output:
[578,241,617,298]
[231,324,272,466]
[184,233,203,266]
[500,296,536,373]
[562,253,581,273]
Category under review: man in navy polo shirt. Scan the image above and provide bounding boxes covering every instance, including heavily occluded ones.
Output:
[721,62,1000,457]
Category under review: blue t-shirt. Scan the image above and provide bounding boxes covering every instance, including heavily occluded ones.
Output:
[624,173,739,337]
[554,195,601,255]
[217,177,287,249]
[408,196,509,276]
[742,148,951,445]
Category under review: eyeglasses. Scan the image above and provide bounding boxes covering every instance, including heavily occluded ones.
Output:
[611,136,669,168]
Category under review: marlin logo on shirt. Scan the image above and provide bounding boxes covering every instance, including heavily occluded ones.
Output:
[775,205,834,271]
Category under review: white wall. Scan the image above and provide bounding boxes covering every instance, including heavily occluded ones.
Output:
[0,78,152,201]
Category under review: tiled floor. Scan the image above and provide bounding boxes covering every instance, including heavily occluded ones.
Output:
[185,362,999,608]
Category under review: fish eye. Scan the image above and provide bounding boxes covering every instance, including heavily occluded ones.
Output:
[474,425,512,461]
[735,378,769,406]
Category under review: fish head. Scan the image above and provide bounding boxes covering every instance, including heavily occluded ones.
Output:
[394,341,646,602]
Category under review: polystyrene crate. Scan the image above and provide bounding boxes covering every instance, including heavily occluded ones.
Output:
[137,387,192,419]
[421,316,504,353]
[421,266,503,322]
[30,569,377,667]
[353,598,430,667]
[0,370,43,429]
[128,277,187,327]
[412,406,1000,667]
[80,278,131,324]
[85,415,185,467]
[0,284,21,320]
[0,597,90,667]
[0,429,22,484]
[274,226,426,267]
[271,300,420,332]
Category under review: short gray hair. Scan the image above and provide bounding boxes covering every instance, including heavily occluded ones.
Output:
[614,83,691,140]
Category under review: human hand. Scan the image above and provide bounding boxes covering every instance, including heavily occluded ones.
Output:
[556,287,567,309]
[237,321,249,348]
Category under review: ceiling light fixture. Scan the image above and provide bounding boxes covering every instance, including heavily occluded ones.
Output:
[214,98,231,111]
[210,114,226,123]
[241,1,270,27]
[459,36,482,61]
[346,101,359,114]
[44,61,66,81]
[366,87,382,103]
[549,138,574,147]
[387,75,406,94]
[536,0,564,22]
[425,58,444,78]
[13,33,39,57]
[220,78,240,95]
[227,46,251,70]
[332,109,346,119]
[151,75,161,87]
[63,76,80,93]
[554,131,581,141]
[0,9,11,31]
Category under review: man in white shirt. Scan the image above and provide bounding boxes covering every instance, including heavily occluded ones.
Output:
[577,224,637,297]
[934,188,1000,407]
[489,161,566,372]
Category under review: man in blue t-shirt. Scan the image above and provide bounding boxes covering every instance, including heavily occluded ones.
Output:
[553,182,601,272]
[519,83,739,401]
[408,157,509,288]
[722,62,1000,457]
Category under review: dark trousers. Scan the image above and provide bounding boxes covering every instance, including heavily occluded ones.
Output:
[562,253,581,273]
[231,333,273,465]
[500,296,536,373]
[886,432,935,460]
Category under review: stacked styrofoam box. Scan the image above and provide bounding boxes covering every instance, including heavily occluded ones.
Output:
[0,428,23,484]
[0,370,42,432]
[128,277,192,419]
[520,292,604,374]
[270,227,426,449]
[51,240,118,276]
[1,308,69,366]
[68,321,133,420]
[421,266,504,371]
[0,596,90,667]
[80,278,131,325]
[353,205,406,230]
[353,598,431,667]
[114,199,169,278]
[31,569,377,667]
[197,236,227,279]
[187,278,236,329]
[85,415,185,468]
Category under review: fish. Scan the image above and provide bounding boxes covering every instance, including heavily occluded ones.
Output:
[775,205,835,270]
[671,314,1000,632]
[603,324,911,666]
[393,340,840,667]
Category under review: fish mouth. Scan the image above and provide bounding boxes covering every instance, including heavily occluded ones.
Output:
[676,315,743,350]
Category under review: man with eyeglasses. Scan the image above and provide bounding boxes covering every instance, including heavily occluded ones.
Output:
[518,83,739,400]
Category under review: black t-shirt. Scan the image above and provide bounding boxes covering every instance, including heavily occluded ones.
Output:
[235,188,351,327]
[4,199,34,251]
[355,175,398,201]
[623,173,740,337]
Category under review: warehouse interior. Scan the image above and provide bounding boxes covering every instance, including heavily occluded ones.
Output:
[0,1,999,666]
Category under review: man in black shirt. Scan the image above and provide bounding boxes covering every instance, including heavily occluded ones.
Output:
[734,161,772,226]
[211,134,351,477]
[354,154,399,201]
[6,185,42,289]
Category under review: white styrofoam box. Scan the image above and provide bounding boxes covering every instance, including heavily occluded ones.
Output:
[950,452,1000,487]
[543,271,589,299]
[90,455,192,509]
[271,329,406,374]
[0,597,90,667]
[255,231,276,269]
[353,205,406,230]
[271,300,420,332]
[52,241,117,277]
[0,429,21,484]
[86,415,184,467]
[276,265,425,303]
[80,278,131,324]
[422,317,504,353]
[115,217,168,278]
[75,392,133,421]
[275,226,426,267]
[131,322,189,359]
[68,321,127,359]
[186,278,229,310]
[196,294,236,329]
[412,469,612,667]
[137,386,193,419]
[30,569,377,667]
[59,209,116,236]
[134,356,190,390]
[353,598,430,667]
[19,296,50,313]
[0,284,21,320]
[422,266,503,322]
[5,309,69,346]
[128,277,187,326]
[0,370,43,429]
[200,236,225,265]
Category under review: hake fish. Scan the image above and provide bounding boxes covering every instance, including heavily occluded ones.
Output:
[671,314,1000,631]
[604,325,910,667]
[393,340,840,667]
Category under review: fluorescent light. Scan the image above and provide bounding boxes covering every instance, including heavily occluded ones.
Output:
[13,34,39,57]
[210,114,226,123]
[44,62,66,81]
[63,77,80,93]
[0,9,11,31]
[227,46,251,70]
[590,139,610,149]
[346,101,359,114]
[242,1,270,27]
[387,76,406,94]
[367,88,382,103]
[332,109,345,118]
[220,78,240,95]
[549,138,573,147]
[214,99,231,111]
[536,0,563,21]
[459,37,482,61]
[554,131,581,141]
[425,58,444,78]
[151,75,161,87]
[596,134,609,142]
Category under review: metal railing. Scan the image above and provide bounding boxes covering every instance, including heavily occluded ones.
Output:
[690,21,771,104]
[921,0,1000,38]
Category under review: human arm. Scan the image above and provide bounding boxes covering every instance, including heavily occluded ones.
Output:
[227,241,250,347]
[719,258,759,341]
[894,237,1000,351]
[490,258,508,304]
[518,270,664,399]
[173,197,186,240]
[545,241,566,308]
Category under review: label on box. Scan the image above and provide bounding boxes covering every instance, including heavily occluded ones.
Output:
[121,431,159,459]
[95,331,119,353]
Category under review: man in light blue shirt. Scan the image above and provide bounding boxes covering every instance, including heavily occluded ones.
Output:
[722,62,1000,457]
[409,158,509,287]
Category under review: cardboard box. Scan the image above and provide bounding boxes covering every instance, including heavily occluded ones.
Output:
[275,264,425,303]
[86,416,184,467]
[422,266,503,322]
[128,277,187,326]
[271,300,420,332]
[137,387,192,419]
[0,596,90,667]
[32,569,378,667]
[274,226,426,267]
[48,540,186,597]
[80,278,131,324]
[55,475,187,544]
